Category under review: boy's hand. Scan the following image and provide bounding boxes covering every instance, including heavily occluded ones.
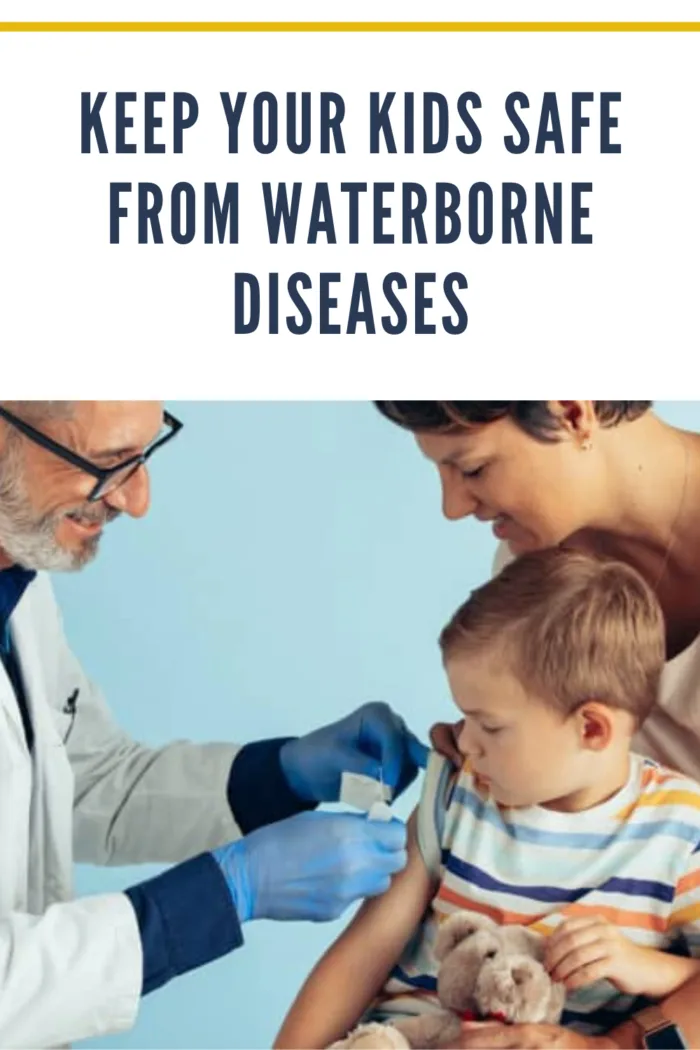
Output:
[545,917,659,996]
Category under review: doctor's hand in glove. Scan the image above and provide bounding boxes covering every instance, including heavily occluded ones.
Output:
[278,701,429,804]
[212,809,407,923]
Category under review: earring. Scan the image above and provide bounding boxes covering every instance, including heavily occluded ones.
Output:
[580,437,593,452]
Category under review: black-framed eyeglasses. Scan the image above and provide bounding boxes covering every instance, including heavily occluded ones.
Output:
[0,406,183,502]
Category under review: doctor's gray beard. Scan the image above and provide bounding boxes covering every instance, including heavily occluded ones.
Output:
[0,440,115,572]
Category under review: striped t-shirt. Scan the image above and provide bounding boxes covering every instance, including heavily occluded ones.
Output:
[369,751,700,1035]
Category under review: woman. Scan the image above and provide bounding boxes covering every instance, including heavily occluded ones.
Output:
[374,401,700,1050]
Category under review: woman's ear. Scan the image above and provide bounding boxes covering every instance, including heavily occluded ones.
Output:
[574,702,614,752]
[548,401,598,448]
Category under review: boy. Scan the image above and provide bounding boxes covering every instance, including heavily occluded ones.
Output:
[274,549,700,1049]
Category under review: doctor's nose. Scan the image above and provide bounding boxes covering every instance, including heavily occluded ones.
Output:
[103,466,151,519]
[439,468,479,522]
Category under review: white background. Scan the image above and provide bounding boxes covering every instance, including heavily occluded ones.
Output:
[0,1,698,393]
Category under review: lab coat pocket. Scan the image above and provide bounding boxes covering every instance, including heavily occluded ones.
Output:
[47,682,80,745]
[52,706,77,746]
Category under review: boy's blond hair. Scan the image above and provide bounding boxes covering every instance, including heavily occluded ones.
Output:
[439,548,665,726]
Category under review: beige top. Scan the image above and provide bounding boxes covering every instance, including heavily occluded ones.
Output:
[493,543,700,780]
[634,640,700,777]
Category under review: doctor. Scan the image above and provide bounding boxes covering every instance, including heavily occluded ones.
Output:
[0,401,424,1050]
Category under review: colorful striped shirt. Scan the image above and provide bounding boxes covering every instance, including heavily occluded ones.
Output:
[369,751,700,1035]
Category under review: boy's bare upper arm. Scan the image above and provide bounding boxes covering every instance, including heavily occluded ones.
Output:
[336,809,436,965]
[273,810,436,1049]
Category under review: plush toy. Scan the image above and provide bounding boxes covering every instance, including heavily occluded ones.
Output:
[330,912,566,1049]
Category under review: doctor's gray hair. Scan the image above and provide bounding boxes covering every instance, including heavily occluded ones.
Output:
[0,401,86,570]
[1,401,76,424]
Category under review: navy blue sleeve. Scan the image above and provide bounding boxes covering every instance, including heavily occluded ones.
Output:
[226,737,316,834]
[125,853,243,996]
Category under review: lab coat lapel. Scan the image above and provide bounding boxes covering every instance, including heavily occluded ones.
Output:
[11,584,74,908]
[0,639,28,748]
[0,658,32,912]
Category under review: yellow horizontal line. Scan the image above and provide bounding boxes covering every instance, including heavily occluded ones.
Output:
[0,21,699,32]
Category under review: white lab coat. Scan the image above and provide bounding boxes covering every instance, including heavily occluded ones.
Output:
[0,572,242,1049]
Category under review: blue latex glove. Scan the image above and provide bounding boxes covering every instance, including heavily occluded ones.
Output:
[212,810,407,923]
[279,701,429,803]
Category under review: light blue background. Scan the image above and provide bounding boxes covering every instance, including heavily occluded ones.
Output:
[53,401,696,1050]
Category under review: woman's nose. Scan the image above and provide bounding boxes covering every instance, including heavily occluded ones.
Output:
[440,468,479,522]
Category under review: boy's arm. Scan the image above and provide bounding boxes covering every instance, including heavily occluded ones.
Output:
[274,812,435,1050]
[634,951,700,998]
[620,832,700,999]
[548,829,700,1002]
[546,916,700,998]
[650,838,700,995]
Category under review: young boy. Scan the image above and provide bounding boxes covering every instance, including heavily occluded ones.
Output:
[274,549,700,1049]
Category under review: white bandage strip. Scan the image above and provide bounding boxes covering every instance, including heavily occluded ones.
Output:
[340,771,392,811]
[367,801,393,822]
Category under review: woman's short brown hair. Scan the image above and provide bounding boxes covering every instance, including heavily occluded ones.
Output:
[439,548,665,727]
[374,402,651,441]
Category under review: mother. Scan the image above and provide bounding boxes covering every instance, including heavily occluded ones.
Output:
[375,401,700,1050]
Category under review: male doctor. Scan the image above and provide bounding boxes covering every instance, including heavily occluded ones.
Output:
[0,401,424,1049]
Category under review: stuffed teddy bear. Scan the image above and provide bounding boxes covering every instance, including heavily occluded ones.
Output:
[330,912,566,1049]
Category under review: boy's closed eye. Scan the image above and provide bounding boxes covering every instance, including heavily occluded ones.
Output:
[460,464,487,479]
